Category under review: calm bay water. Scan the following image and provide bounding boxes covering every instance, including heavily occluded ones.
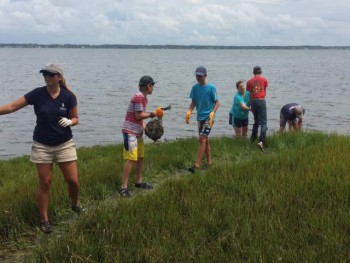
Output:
[1,47,350,159]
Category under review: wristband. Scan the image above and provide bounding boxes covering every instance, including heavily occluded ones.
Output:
[150,112,155,118]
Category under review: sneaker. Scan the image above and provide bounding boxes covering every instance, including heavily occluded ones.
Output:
[40,221,52,234]
[188,165,199,173]
[202,163,212,170]
[257,142,265,152]
[118,188,132,198]
[71,204,84,214]
[135,182,153,189]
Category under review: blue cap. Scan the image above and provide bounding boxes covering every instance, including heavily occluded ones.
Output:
[195,66,207,76]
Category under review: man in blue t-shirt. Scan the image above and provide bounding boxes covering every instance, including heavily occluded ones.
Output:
[185,66,219,173]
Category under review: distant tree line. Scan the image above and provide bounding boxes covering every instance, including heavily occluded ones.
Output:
[0,43,349,49]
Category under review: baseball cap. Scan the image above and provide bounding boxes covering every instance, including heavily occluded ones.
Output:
[39,63,64,75]
[195,66,207,76]
[253,66,262,74]
[139,75,156,87]
[295,105,303,119]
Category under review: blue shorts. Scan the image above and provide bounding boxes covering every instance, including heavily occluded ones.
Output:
[197,120,212,137]
[233,118,248,128]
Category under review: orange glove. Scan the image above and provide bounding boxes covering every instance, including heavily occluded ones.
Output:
[208,111,215,126]
[153,107,164,117]
[186,110,191,124]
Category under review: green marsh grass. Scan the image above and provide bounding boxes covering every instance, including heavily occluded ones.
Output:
[0,132,349,262]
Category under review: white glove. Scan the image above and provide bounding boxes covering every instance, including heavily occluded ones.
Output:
[58,117,73,127]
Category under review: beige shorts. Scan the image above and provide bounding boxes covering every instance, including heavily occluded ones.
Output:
[30,139,77,164]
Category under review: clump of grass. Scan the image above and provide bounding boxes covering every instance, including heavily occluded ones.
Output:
[1,132,350,262]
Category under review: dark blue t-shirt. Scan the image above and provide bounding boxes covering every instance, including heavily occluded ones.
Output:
[24,86,77,146]
[280,103,305,120]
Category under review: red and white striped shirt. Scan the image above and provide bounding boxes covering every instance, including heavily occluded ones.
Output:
[122,92,148,136]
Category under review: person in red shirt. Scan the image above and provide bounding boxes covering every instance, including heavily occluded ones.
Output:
[246,66,269,152]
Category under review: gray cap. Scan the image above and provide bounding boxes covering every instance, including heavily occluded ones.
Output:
[195,66,207,76]
[39,63,63,75]
[295,105,303,119]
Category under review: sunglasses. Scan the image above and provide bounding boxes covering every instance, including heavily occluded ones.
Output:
[42,71,57,77]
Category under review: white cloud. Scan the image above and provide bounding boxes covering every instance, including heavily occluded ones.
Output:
[0,0,349,45]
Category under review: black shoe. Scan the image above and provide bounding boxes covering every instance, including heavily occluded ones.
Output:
[202,163,212,170]
[135,182,153,189]
[188,165,199,173]
[71,204,84,214]
[257,142,265,152]
[40,221,52,234]
[118,188,132,198]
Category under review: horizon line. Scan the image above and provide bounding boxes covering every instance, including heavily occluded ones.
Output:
[1,43,349,49]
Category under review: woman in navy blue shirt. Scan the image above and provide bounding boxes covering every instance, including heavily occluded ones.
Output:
[0,63,81,233]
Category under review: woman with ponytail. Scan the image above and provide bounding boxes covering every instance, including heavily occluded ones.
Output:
[0,63,81,234]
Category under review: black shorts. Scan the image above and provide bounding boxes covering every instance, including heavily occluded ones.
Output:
[233,118,248,128]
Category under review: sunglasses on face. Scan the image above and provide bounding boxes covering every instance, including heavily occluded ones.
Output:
[42,71,57,77]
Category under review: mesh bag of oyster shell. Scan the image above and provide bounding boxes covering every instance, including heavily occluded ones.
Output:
[145,117,164,141]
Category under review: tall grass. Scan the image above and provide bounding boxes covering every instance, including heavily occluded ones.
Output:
[0,132,349,262]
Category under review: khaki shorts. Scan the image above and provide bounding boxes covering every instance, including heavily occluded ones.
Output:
[30,139,78,163]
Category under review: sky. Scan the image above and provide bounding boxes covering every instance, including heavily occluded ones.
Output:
[0,0,349,46]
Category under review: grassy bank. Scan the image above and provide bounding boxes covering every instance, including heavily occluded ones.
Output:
[0,132,349,262]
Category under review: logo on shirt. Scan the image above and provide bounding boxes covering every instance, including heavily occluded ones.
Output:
[251,80,262,94]
[60,103,67,111]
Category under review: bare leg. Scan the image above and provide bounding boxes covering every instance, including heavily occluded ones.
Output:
[288,121,293,132]
[36,163,53,222]
[242,126,248,137]
[58,161,79,207]
[291,119,298,131]
[135,157,144,184]
[234,127,242,137]
[194,135,207,168]
[205,137,212,165]
[121,160,136,189]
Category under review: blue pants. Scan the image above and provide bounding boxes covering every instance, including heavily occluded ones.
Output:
[250,99,267,144]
